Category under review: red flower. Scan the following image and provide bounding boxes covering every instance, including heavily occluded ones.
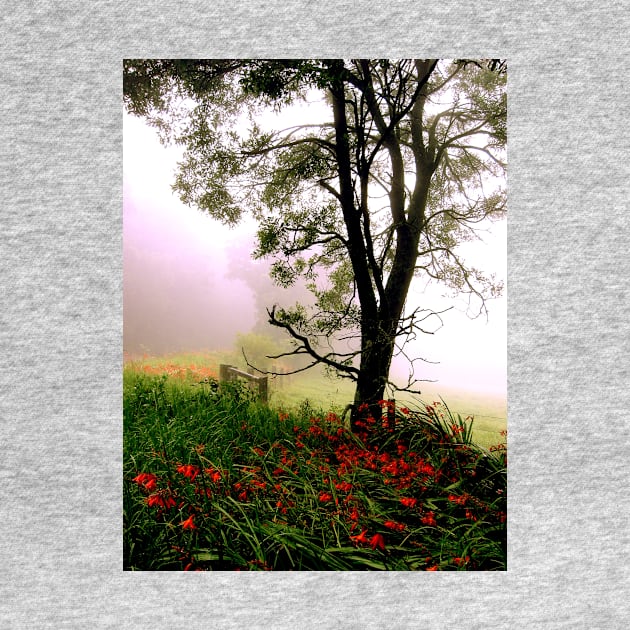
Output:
[132,472,150,484]
[350,529,369,545]
[181,515,196,530]
[383,520,405,532]
[370,533,386,551]
[177,464,200,481]
[400,497,418,508]
[421,512,437,527]
[319,492,333,503]
[132,472,158,492]
[334,481,352,492]
[146,494,161,508]
[147,493,176,509]
[453,556,470,567]
[448,493,469,506]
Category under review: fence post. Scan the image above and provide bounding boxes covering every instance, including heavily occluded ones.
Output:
[219,363,268,404]
[219,364,231,383]
[259,376,268,405]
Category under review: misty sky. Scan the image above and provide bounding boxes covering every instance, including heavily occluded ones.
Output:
[123,105,507,397]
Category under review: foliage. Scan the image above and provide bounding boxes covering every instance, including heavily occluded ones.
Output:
[123,59,507,415]
[124,370,507,571]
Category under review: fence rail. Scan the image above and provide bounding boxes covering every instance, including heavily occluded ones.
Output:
[219,364,268,404]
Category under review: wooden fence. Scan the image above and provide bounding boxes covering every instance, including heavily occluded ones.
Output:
[219,364,268,404]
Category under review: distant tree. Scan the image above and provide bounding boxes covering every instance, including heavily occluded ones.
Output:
[123,59,506,428]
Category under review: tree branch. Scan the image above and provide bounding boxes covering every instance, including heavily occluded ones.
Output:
[267,306,361,378]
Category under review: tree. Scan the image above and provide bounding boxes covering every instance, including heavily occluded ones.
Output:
[123,59,507,428]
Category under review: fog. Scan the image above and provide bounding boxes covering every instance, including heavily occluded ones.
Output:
[123,112,506,397]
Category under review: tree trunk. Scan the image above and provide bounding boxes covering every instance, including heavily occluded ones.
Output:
[351,323,396,431]
[350,223,422,433]
[332,69,431,434]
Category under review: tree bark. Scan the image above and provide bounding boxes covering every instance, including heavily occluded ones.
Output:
[351,329,395,430]
[335,65,435,433]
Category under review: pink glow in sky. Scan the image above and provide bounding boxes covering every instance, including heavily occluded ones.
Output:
[123,109,507,398]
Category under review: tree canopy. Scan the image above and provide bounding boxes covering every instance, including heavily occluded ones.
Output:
[123,59,507,424]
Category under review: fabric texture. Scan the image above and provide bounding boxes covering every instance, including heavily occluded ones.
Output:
[1,1,629,627]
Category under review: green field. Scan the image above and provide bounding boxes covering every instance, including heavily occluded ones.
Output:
[269,371,506,450]
[124,351,507,449]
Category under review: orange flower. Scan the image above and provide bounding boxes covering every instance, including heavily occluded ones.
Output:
[181,515,196,530]
[319,492,333,503]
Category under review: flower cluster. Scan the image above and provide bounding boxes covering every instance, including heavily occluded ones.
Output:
[126,400,506,571]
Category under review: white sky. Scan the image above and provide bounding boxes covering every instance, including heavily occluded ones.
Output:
[123,97,507,398]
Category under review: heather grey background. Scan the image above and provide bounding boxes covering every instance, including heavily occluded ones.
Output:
[1,1,629,628]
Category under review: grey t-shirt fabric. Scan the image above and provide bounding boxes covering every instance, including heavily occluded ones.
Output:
[1,1,629,628]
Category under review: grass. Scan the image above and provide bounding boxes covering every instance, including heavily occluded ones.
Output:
[270,371,506,449]
[123,356,507,571]
[124,352,506,449]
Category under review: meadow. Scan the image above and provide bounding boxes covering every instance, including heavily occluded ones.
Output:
[123,353,507,570]
[124,351,507,447]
